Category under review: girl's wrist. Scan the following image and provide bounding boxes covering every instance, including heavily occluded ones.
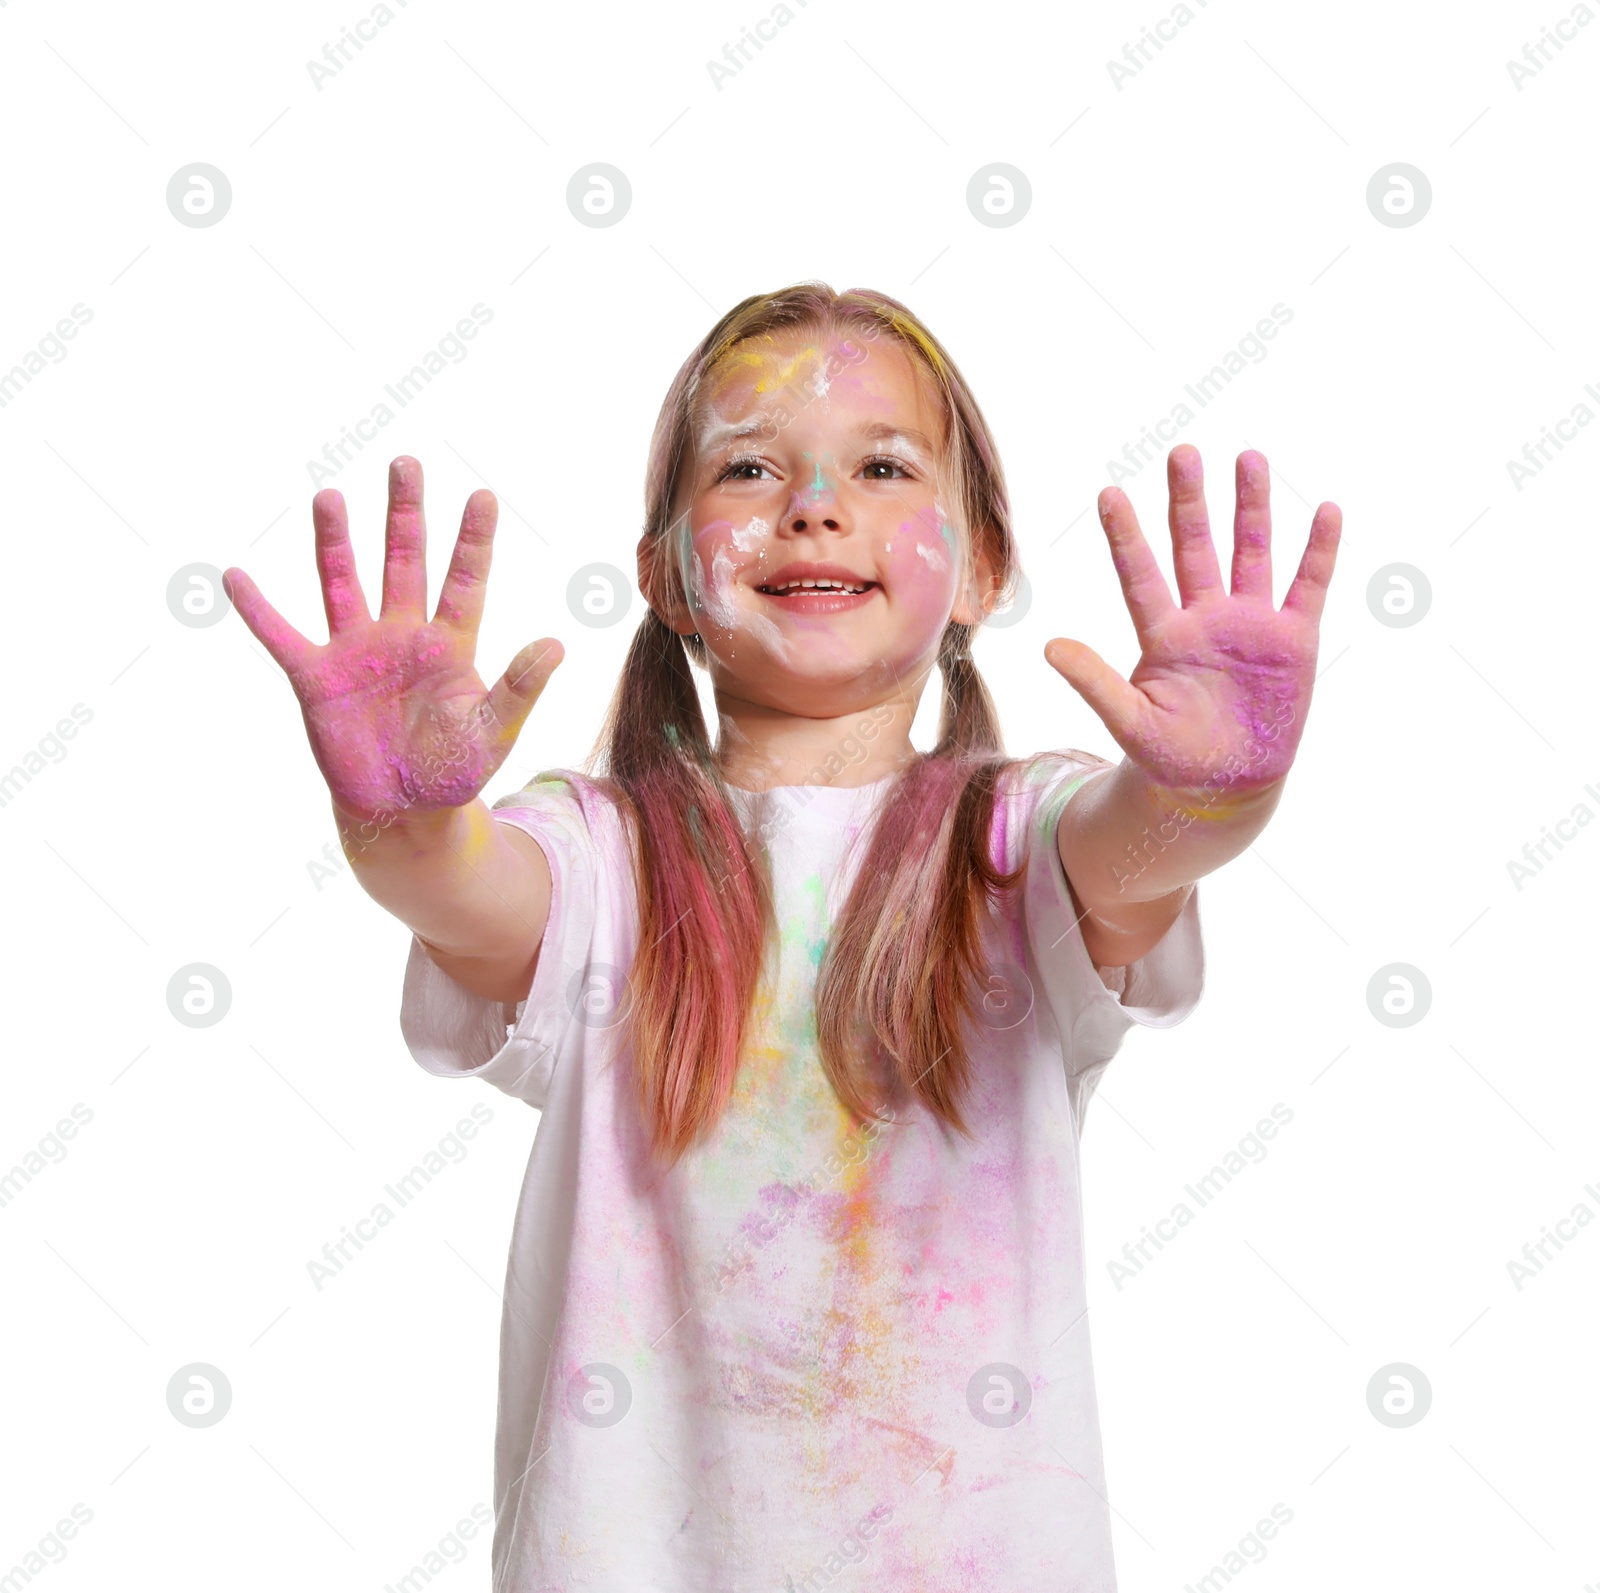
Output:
[1151,781,1284,824]
[329,796,469,858]
[1124,761,1286,823]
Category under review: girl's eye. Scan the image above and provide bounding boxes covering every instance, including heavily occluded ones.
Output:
[716,455,773,483]
[714,453,916,484]
[861,454,914,481]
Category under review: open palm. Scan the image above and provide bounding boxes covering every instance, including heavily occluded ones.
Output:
[1045,445,1340,796]
[223,456,562,824]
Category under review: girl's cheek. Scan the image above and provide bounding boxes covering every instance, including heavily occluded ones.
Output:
[684,515,773,630]
[727,515,771,555]
[690,515,772,571]
[691,517,734,556]
[883,507,959,615]
[683,519,733,622]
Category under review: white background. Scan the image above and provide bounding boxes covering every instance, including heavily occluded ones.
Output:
[1,0,1596,1588]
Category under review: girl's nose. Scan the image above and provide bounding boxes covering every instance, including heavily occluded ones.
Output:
[785,469,842,533]
[786,507,842,532]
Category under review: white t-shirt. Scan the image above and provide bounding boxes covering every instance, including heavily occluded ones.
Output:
[399,754,1204,1593]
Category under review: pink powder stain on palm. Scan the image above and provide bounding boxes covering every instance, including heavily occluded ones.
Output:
[290,627,503,819]
[1125,640,1307,793]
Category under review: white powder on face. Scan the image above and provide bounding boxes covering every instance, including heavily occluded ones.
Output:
[742,603,795,664]
[885,433,929,469]
[703,545,741,630]
[697,415,775,459]
[721,562,797,663]
[683,528,796,666]
[670,496,800,666]
[730,516,769,553]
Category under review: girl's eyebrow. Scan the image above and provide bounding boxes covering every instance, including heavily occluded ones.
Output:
[696,417,937,462]
[699,417,773,452]
[856,422,934,454]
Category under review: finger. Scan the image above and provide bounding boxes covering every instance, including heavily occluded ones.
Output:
[1230,451,1273,601]
[1167,445,1223,604]
[223,567,314,676]
[381,455,428,619]
[1097,485,1177,653]
[434,489,499,637]
[485,638,565,748]
[1280,501,1343,625]
[312,489,371,635]
[1043,636,1147,750]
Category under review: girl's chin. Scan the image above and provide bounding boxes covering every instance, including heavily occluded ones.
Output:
[704,642,933,688]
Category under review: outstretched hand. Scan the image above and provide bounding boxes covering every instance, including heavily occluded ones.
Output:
[1045,445,1340,798]
[223,456,563,825]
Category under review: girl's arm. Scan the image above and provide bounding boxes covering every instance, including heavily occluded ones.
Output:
[1046,445,1341,967]
[334,799,552,1004]
[1057,763,1282,967]
[223,455,564,1006]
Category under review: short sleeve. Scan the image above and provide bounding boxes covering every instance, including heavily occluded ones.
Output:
[398,775,600,1110]
[1013,754,1205,1123]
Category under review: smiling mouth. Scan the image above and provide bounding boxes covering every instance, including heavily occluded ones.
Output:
[755,578,880,610]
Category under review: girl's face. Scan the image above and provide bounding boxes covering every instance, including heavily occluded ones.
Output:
[657,328,991,717]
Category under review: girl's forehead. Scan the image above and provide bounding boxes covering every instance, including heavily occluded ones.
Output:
[709,333,839,395]
[697,329,939,432]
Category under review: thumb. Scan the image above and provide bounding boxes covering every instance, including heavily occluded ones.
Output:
[1043,637,1143,745]
[485,638,564,747]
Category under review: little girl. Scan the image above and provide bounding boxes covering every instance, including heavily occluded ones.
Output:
[224,282,1340,1592]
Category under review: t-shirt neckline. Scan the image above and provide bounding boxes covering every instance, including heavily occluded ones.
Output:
[724,771,901,798]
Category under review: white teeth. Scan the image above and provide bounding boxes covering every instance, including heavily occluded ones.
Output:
[765,578,869,593]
